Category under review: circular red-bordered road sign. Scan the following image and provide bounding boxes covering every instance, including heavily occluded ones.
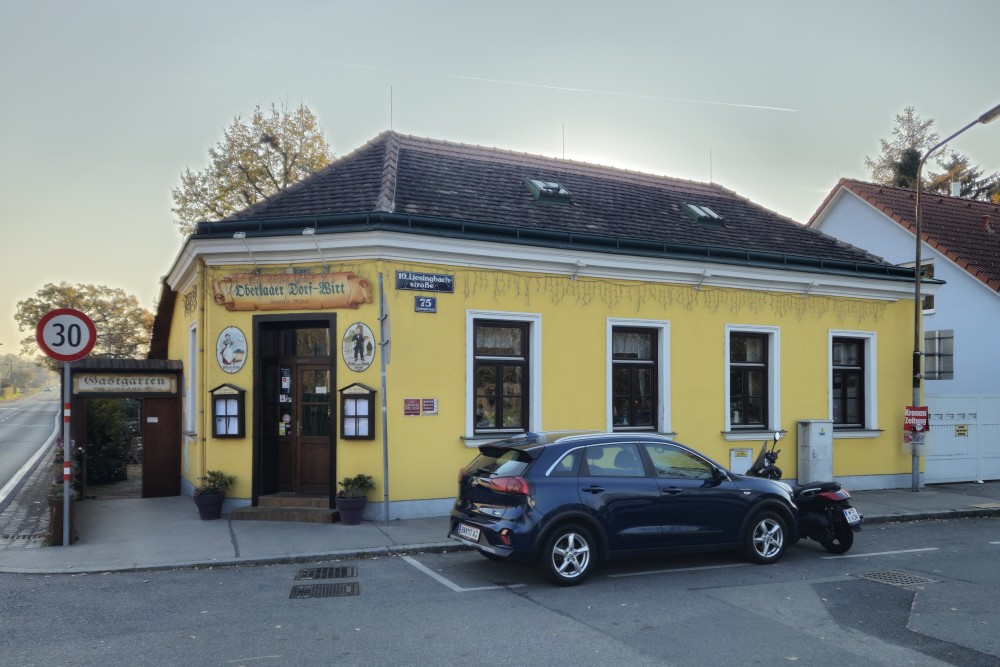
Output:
[35,308,97,362]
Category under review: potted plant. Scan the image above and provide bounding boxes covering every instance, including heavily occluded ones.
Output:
[192,470,235,520]
[336,473,375,525]
[46,484,78,546]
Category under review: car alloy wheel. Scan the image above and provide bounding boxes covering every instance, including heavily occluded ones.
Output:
[744,511,786,564]
[541,524,594,586]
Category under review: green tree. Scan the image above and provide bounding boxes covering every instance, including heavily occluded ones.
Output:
[891,147,922,189]
[171,102,335,235]
[867,106,999,199]
[927,152,997,199]
[14,282,154,370]
[865,106,940,185]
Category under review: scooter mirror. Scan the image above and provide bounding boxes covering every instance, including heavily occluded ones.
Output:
[773,431,782,442]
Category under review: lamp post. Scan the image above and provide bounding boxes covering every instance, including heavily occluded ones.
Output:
[911,102,1000,491]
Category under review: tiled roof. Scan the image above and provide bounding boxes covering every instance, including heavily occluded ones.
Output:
[813,179,1000,291]
[222,131,887,266]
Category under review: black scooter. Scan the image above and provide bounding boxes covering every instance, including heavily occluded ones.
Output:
[746,432,863,554]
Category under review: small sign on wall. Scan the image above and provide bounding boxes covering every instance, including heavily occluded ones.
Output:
[404,398,438,416]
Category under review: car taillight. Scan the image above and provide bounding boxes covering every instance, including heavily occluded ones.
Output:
[486,476,529,495]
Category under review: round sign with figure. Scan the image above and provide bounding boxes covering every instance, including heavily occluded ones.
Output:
[36,308,97,362]
[216,326,247,374]
[342,322,375,372]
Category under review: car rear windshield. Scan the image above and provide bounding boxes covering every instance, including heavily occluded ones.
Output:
[471,446,532,477]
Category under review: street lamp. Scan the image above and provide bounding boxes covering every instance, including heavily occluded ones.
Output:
[911,102,1000,491]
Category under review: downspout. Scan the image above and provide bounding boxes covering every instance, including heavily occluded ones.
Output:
[199,259,208,481]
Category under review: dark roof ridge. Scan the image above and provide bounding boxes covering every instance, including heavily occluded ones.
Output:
[389,131,728,196]
[375,132,400,212]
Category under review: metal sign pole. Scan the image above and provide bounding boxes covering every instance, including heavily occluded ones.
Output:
[62,362,71,546]
[378,272,390,526]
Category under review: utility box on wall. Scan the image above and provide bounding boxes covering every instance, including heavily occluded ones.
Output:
[798,419,833,483]
[730,448,754,475]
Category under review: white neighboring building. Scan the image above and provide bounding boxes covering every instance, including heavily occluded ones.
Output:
[809,179,1000,483]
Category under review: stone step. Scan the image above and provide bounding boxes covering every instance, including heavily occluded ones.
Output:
[229,505,338,524]
[257,493,331,509]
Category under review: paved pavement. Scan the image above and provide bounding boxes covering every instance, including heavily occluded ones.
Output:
[2,442,999,575]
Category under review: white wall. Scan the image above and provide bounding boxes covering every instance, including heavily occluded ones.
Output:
[816,191,1000,396]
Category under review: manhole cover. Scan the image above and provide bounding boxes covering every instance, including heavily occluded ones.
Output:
[290,582,360,599]
[852,570,937,587]
[295,566,358,580]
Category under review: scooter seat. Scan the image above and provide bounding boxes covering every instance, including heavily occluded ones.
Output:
[794,481,842,496]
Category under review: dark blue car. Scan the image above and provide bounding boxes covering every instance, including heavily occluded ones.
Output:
[449,431,799,585]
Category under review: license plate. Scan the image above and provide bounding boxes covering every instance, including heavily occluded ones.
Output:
[457,523,481,542]
[843,507,861,525]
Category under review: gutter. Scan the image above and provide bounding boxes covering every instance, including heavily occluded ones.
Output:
[193,212,918,283]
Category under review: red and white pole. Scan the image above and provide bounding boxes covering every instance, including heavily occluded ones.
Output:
[62,364,71,546]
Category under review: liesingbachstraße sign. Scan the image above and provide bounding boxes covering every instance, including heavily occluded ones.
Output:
[212,272,371,311]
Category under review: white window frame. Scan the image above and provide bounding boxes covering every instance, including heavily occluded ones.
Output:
[465,310,542,441]
[185,322,198,435]
[606,318,670,434]
[828,329,879,437]
[724,324,780,441]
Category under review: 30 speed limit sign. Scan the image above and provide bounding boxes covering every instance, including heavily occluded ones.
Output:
[35,308,97,362]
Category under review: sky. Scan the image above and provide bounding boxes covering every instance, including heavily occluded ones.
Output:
[1,0,998,357]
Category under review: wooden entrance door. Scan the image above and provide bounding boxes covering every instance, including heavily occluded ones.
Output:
[142,397,181,497]
[295,364,333,494]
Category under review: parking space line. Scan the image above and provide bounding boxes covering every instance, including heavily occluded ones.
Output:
[609,562,749,578]
[820,547,938,559]
[402,555,526,592]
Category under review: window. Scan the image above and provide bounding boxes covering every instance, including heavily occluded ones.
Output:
[612,328,657,430]
[832,338,864,427]
[473,320,528,432]
[683,203,725,225]
[583,443,645,477]
[828,330,877,433]
[921,262,935,311]
[924,330,954,380]
[523,178,572,205]
[185,323,197,434]
[729,332,768,428]
[642,443,715,480]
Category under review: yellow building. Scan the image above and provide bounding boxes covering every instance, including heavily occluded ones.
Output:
[150,132,922,521]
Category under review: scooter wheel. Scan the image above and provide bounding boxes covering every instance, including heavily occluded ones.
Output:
[821,523,854,554]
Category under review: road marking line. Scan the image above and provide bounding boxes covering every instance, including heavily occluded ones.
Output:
[821,547,938,559]
[610,562,750,578]
[402,555,525,592]
[990,541,1000,545]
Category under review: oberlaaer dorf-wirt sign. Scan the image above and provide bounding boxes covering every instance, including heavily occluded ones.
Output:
[212,272,371,311]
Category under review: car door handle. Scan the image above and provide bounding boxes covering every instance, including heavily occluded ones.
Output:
[582,485,605,494]
[661,487,683,495]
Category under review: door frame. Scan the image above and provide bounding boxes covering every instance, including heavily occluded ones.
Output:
[252,313,337,505]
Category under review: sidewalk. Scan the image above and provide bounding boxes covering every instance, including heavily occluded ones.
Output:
[2,453,1000,574]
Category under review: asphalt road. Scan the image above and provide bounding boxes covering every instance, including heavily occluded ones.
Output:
[1,517,997,666]
[0,393,59,513]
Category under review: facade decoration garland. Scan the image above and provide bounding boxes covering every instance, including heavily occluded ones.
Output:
[456,268,887,323]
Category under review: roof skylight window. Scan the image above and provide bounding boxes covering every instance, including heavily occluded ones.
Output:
[683,203,725,224]
[524,178,572,205]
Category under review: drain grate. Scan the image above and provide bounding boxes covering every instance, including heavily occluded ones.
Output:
[295,566,357,580]
[852,570,938,587]
[290,582,360,599]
